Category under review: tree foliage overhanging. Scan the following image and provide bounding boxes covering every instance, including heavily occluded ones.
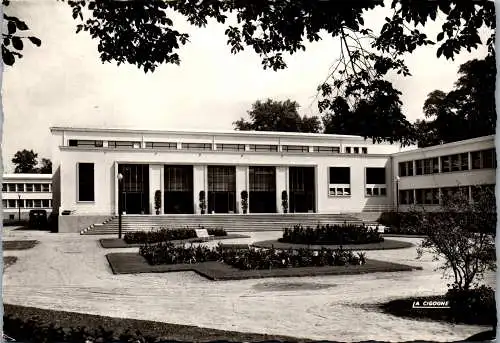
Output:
[2,1,496,146]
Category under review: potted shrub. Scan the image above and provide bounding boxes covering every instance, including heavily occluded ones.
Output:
[281,190,288,213]
[199,190,206,214]
[241,190,248,214]
[154,190,161,215]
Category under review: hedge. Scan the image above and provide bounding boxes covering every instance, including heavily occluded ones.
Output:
[123,227,227,244]
[279,224,383,245]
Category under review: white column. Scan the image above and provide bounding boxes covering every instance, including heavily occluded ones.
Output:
[160,165,165,214]
[276,166,288,213]
[114,161,119,215]
[193,165,206,214]
[149,164,162,215]
[236,166,248,214]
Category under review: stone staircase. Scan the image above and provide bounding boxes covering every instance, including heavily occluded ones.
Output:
[80,213,371,235]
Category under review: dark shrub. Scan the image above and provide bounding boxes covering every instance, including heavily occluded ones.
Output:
[124,227,227,244]
[279,224,383,245]
[446,285,496,325]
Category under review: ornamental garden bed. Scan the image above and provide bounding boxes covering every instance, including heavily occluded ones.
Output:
[252,239,414,251]
[376,285,496,327]
[100,233,250,249]
[279,224,384,245]
[122,227,228,244]
[3,240,39,250]
[106,242,421,280]
[3,304,305,343]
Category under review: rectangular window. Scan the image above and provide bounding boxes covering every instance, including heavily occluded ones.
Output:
[2,200,6,208]
[362,147,368,154]
[329,167,350,196]
[399,190,414,205]
[471,151,481,169]
[26,199,33,208]
[78,163,95,202]
[8,200,16,208]
[441,155,451,172]
[18,199,24,208]
[482,149,495,169]
[432,157,439,174]
[416,160,423,175]
[353,147,359,154]
[313,146,340,154]
[34,184,41,192]
[108,141,141,148]
[16,183,24,192]
[26,184,33,192]
[423,159,432,174]
[415,189,424,204]
[345,147,351,153]
[408,161,414,176]
[42,199,50,208]
[42,184,50,192]
[398,162,407,177]
[282,145,309,152]
[7,184,16,192]
[424,189,433,205]
[69,139,78,147]
[451,154,460,172]
[217,144,245,152]
[2,183,6,192]
[34,199,42,208]
[248,144,278,152]
[460,153,469,171]
[145,142,177,149]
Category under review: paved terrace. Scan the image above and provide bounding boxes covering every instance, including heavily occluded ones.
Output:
[2,228,495,342]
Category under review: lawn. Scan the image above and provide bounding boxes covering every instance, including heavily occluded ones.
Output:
[3,240,39,250]
[252,239,414,251]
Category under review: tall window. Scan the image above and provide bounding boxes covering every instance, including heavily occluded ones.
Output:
[42,184,50,192]
[329,167,350,196]
[415,160,423,175]
[441,155,451,173]
[398,162,407,177]
[78,163,95,201]
[7,184,16,192]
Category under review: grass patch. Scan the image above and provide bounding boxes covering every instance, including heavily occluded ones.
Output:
[107,252,422,280]
[3,303,307,342]
[100,234,250,249]
[4,256,18,269]
[3,240,39,250]
[252,239,413,251]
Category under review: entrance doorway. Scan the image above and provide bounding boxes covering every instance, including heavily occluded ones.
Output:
[208,166,236,213]
[164,165,194,214]
[249,166,276,213]
[118,164,150,214]
[289,166,316,213]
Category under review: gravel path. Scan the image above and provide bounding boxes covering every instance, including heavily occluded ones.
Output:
[2,227,495,342]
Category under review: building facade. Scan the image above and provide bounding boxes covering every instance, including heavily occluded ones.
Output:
[392,135,496,211]
[49,127,496,232]
[2,173,53,222]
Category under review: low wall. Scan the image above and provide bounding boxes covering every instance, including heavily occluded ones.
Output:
[350,212,383,223]
[58,215,113,233]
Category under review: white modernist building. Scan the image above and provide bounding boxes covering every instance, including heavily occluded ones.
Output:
[2,173,53,222]
[49,127,496,232]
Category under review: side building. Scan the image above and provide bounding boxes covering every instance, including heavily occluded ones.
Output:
[2,173,53,223]
[392,135,496,211]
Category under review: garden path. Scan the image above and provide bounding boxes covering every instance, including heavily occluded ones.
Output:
[2,227,495,342]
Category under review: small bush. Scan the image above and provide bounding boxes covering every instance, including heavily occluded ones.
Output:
[279,224,383,245]
[446,285,496,325]
[124,227,227,244]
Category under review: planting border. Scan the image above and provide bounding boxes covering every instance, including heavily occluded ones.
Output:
[100,234,250,248]
[106,252,422,280]
[252,239,414,251]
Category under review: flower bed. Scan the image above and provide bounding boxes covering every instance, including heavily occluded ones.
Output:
[139,242,366,269]
[279,224,383,245]
[123,227,227,244]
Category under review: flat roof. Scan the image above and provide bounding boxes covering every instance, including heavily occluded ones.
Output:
[391,135,495,156]
[50,126,401,144]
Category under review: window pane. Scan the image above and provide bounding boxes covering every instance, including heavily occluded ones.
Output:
[471,151,481,169]
[416,160,423,175]
[345,147,351,153]
[432,158,439,173]
[362,147,368,154]
[8,200,16,208]
[26,184,33,192]
[18,199,24,208]
[366,168,386,184]
[353,147,359,154]
[398,162,407,177]
[407,161,414,176]
[482,149,494,169]
[8,184,16,192]
[460,153,468,171]
[42,184,50,192]
[424,159,432,174]
[329,167,350,184]
[78,163,95,201]
[441,156,451,172]
[34,184,41,192]
[451,154,460,171]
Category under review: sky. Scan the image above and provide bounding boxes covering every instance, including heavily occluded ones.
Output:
[1,1,491,173]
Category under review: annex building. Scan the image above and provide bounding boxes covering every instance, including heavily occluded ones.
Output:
[47,127,495,233]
